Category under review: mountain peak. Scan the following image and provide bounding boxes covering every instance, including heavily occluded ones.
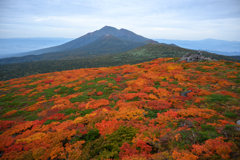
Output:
[99,26,118,31]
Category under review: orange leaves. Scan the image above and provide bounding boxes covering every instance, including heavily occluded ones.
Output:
[156,88,169,98]
[115,100,145,109]
[172,150,198,160]
[97,91,103,96]
[0,94,6,98]
[74,112,97,124]
[218,120,235,126]
[123,92,149,100]
[51,121,75,132]
[174,133,181,142]
[171,87,183,92]
[16,132,46,144]
[124,78,154,92]
[154,113,174,126]
[95,119,123,136]
[85,99,109,109]
[148,94,158,100]
[147,100,172,110]
[177,108,217,119]
[219,90,238,98]
[44,80,54,84]
[174,74,187,82]
[2,121,33,136]
[73,86,81,91]
[3,110,17,118]
[87,89,96,96]
[65,140,85,160]
[167,63,183,71]
[194,97,205,103]
[217,79,232,87]
[114,107,147,120]
[119,140,152,160]
[191,137,234,159]
[25,100,47,111]
[0,120,15,131]
[159,81,168,87]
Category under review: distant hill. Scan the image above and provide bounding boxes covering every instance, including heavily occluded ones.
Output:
[0,35,155,64]
[155,38,240,54]
[8,26,150,57]
[1,43,239,81]
[205,50,240,56]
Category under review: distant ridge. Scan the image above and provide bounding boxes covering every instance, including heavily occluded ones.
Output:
[14,26,150,56]
[0,35,154,64]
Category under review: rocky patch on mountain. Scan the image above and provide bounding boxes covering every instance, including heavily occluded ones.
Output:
[179,52,217,62]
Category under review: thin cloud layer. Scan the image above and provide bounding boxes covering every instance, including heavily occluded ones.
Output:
[0,0,239,40]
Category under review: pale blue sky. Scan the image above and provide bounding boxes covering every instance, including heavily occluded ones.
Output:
[0,0,240,41]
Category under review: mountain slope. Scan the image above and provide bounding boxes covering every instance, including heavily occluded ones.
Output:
[13,26,150,56]
[0,35,151,64]
[1,43,239,81]
[109,43,239,63]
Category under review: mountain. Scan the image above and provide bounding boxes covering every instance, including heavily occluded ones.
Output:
[10,26,150,57]
[155,38,240,54]
[0,35,154,64]
[0,37,73,58]
[1,43,239,81]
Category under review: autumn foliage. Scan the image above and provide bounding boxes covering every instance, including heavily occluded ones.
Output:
[0,57,239,159]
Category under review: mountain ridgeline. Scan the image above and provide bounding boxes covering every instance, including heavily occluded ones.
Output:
[0,26,154,64]
[0,35,152,64]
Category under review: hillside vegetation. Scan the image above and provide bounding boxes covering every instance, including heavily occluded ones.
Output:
[0,44,239,81]
[0,57,239,159]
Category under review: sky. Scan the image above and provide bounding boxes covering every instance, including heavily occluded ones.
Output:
[0,0,240,41]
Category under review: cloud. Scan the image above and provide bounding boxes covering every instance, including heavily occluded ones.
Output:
[0,0,240,40]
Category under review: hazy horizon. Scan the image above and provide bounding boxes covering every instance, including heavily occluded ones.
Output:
[0,0,240,41]
[1,36,240,42]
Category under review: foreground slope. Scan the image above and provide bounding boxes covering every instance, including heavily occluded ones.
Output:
[0,57,240,159]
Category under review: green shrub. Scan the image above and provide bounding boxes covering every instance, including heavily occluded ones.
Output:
[224,111,237,118]
[59,108,77,115]
[201,124,216,132]
[82,125,137,160]
[207,94,231,103]
[79,109,94,116]
[43,120,55,125]
[145,109,168,119]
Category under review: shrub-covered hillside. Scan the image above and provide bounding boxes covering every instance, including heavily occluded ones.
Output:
[0,58,240,160]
